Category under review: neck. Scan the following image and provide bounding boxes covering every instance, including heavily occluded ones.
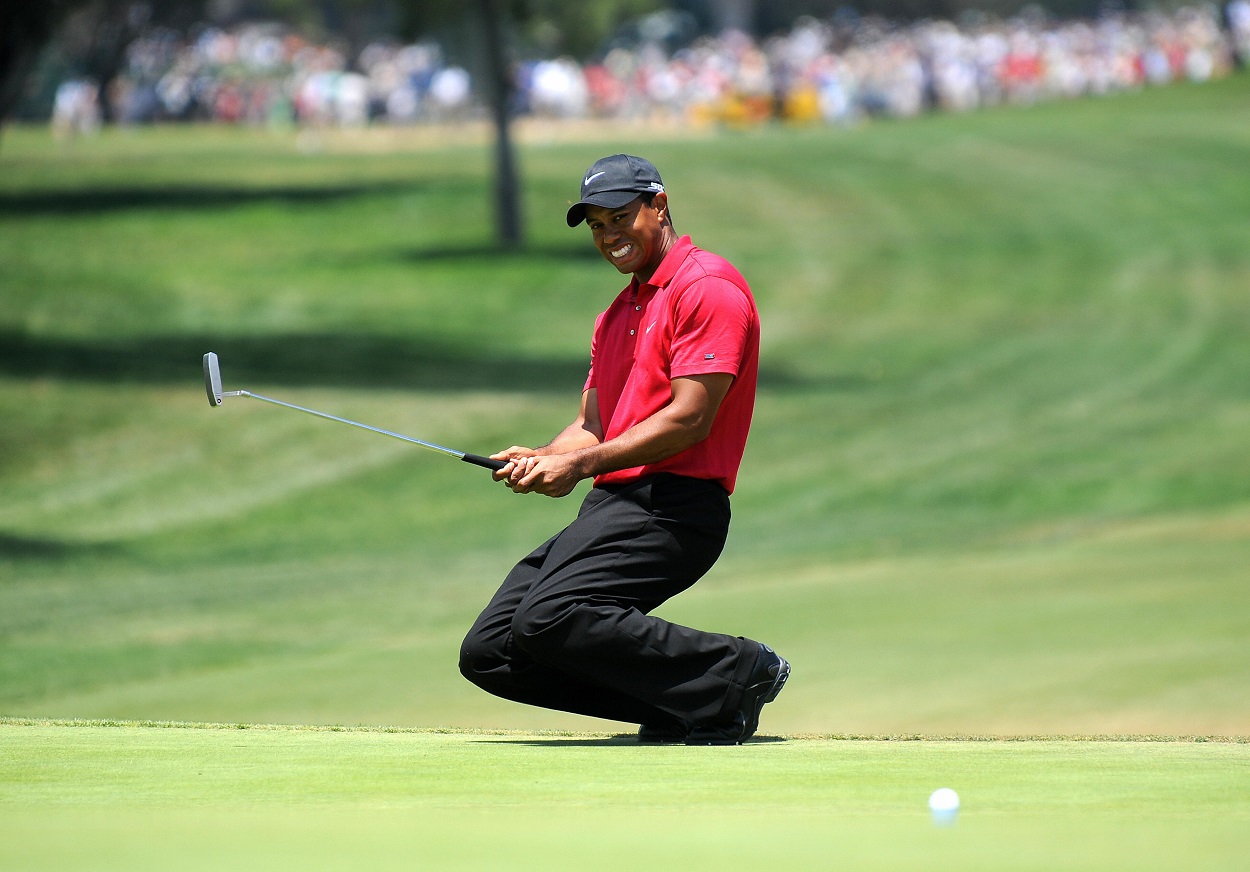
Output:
[633,227,678,284]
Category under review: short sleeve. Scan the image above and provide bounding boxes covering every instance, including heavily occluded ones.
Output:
[669,278,753,379]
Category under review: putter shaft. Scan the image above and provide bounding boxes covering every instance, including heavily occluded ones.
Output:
[237,390,463,458]
[204,352,504,471]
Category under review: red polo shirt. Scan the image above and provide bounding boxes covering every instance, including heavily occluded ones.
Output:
[585,235,759,494]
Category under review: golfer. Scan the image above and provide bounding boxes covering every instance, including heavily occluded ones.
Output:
[459,154,788,744]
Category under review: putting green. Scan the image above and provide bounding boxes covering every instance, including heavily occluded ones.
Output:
[1,720,1247,870]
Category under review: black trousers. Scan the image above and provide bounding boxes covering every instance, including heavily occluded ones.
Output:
[459,474,757,727]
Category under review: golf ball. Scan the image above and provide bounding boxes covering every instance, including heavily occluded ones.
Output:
[928,787,959,825]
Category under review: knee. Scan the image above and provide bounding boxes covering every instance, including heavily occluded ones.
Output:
[458,628,499,687]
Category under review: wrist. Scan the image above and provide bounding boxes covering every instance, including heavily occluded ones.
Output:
[568,447,601,480]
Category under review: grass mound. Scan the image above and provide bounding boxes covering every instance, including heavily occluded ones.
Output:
[1,76,1248,744]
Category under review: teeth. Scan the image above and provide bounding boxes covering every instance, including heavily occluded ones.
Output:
[611,244,631,258]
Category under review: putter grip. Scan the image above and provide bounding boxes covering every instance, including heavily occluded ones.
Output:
[461,453,508,472]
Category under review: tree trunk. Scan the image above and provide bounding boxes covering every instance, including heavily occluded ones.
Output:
[476,0,523,251]
[0,3,71,129]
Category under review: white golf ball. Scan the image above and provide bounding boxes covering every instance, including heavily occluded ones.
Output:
[928,787,959,825]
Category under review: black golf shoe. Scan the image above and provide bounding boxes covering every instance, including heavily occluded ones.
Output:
[686,643,790,746]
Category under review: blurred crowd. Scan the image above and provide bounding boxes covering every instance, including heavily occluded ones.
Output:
[52,3,1250,137]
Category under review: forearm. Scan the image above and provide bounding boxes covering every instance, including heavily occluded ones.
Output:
[562,404,707,479]
[538,419,602,455]
[499,374,730,498]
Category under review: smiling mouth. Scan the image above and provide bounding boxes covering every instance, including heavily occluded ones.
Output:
[610,243,633,259]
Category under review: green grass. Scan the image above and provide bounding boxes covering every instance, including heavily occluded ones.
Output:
[1,720,1247,871]
[2,78,1248,733]
[1,75,1249,869]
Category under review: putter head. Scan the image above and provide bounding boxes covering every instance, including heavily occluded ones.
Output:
[203,352,224,406]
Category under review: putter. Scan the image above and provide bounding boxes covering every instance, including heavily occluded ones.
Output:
[203,352,506,472]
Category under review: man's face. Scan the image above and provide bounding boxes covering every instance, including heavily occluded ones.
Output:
[584,194,670,281]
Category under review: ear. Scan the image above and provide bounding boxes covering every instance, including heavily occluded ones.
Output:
[651,191,669,223]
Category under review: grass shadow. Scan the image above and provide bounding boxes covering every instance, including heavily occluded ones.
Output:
[0,330,828,394]
[0,533,117,562]
[0,180,474,216]
[0,330,589,394]
[394,241,605,265]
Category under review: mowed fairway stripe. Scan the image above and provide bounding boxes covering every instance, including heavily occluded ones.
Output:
[1,722,1247,870]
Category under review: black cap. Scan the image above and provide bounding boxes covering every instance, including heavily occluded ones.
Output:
[565,154,665,227]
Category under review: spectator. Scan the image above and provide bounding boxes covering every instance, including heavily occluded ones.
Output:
[51,79,101,139]
[1229,0,1250,65]
[52,5,1236,134]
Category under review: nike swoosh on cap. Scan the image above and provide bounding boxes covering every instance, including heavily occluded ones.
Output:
[583,171,606,186]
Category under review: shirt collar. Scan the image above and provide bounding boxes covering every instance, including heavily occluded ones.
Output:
[639,235,693,292]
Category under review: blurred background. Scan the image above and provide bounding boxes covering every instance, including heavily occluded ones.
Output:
[1,0,1248,737]
[8,1,1247,138]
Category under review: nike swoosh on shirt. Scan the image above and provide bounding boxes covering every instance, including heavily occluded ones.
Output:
[583,171,606,186]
